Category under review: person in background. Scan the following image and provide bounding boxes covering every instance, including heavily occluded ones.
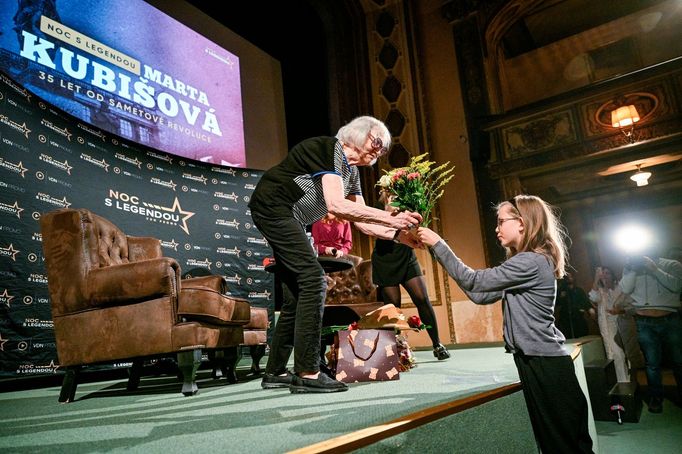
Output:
[417,194,593,454]
[618,249,682,413]
[372,189,449,360]
[589,266,630,382]
[249,115,422,394]
[667,246,682,303]
[555,271,594,338]
[310,212,353,375]
[311,213,352,258]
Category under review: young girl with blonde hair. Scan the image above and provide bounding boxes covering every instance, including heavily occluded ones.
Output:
[417,194,593,453]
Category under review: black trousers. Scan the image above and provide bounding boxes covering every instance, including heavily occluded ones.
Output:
[252,212,325,374]
[513,353,594,454]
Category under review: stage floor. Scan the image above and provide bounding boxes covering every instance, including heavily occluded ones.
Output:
[0,345,521,453]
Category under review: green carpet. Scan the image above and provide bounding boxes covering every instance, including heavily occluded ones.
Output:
[0,347,519,453]
[1,343,680,453]
[595,389,682,454]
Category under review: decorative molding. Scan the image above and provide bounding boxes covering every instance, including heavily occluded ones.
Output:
[484,63,682,180]
[501,111,577,158]
[489,118,682,179]
[359,0,452,341]
[581,83,673,137]
[593,92,659,129]
[583,119,682,153]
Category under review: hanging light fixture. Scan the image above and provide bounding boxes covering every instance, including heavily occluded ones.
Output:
[630,164,651,187]
[611,104,640,144]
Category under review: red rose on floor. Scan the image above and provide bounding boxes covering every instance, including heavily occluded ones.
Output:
[407,315,422,329]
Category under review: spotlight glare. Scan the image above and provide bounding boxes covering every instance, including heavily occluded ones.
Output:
[613,225,652,254]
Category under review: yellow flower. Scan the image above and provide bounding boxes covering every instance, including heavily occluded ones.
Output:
[376,154,455,226]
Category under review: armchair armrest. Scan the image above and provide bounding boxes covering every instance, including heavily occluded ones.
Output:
[86,257,181,308]
[127,236,162,261]
[182,275,229,294]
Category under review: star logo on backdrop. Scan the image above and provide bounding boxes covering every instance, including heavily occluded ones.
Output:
[10,160,28,177]
[142,197,195,235]
[166,197,195,235]
[17,121,31,138]
[0,333,7,351]
[18,161,28,177]
[1,243,20,261]
[0,201,24,219]
[14,201,24,218]
[0,289,15,307]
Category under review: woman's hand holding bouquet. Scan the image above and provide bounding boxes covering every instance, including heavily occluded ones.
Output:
[377,154,455,243]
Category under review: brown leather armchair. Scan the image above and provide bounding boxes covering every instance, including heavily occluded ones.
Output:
[40,208,252,402]
[322,254,383,327]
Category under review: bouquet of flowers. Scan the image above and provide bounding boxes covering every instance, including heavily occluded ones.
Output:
[376,153,455,226]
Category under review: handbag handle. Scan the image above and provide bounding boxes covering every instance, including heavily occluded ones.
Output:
[348,331,380,361]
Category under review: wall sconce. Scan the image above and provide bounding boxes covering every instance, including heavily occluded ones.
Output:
[611,105,640,144]
[630,164,651,187]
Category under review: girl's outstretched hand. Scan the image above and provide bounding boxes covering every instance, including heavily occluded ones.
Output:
[416,227,442,247]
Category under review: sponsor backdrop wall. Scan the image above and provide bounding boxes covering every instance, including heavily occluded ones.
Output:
[0,71,273,379]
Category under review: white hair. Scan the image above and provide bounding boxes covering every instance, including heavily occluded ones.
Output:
[335,116,391,150]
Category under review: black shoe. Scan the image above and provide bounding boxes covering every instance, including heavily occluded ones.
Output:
[261,370,294,389]
[648,397,663,413]
[319,361,335,379]
[289,373,348,394]
[433,344,451,360]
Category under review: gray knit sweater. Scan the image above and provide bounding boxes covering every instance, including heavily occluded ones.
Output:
[431,240,568,356]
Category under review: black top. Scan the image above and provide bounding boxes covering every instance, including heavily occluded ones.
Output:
[249,137,362,225]
[370,201,422,286]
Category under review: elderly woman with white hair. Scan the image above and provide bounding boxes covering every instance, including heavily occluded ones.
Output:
[249,115,422,394]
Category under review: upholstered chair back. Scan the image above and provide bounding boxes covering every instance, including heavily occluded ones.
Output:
[41,208,176,317]
[323,254,380,322]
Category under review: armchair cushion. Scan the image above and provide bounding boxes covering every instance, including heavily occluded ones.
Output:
[183,275,229,294]
[243,306,268,345]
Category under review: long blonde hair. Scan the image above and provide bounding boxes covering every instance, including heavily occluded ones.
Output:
[497,195,569,278]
